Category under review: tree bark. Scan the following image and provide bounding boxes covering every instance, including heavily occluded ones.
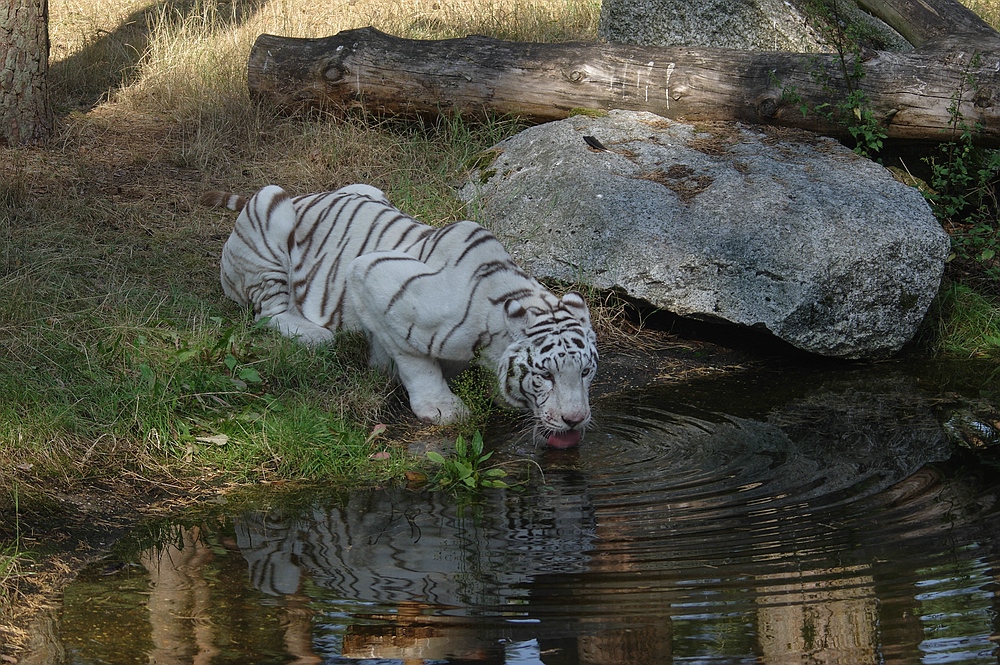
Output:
[1,0,52,146]
[247,0,1000,146]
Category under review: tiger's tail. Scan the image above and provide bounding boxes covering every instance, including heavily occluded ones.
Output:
[199,190,247,211]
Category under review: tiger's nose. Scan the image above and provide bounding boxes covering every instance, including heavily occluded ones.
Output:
[562,412,589,429]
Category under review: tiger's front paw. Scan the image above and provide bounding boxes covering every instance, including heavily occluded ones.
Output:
[411,393,471,425]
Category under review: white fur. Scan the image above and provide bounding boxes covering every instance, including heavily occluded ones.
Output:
[217,184,598,439]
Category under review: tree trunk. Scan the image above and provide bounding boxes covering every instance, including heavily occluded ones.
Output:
[0,0,52,146]
[246,0,1000,146]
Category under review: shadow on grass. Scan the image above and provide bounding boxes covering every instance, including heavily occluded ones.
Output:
[49,0,268,112]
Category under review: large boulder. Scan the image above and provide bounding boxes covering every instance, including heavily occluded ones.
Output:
[598,0,911,52]
[460,111,950,359]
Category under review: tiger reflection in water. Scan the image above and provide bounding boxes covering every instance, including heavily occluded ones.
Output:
[235,488,593,600]
[233,486,597,662]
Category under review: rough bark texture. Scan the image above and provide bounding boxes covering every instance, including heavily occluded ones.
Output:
[247,0,1000,145]
[0,0,52,146]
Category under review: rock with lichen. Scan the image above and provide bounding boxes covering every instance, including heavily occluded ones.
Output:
[460,110,949,359]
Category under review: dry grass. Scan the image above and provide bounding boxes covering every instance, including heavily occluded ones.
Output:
[961,0,1000,29]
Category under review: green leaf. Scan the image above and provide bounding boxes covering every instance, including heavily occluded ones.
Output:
[224,354,238,372]
[174,349,198,363]
[426,451,446,465]
[238,367,262,384]
[138,363,155,389]
[214,328,237,352]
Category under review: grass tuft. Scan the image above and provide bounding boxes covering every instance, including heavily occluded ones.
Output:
[931,283,1000,358]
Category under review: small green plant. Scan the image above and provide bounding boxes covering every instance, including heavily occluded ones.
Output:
[922,52,1000,281]
[775,0,887,158]
[426,431,509,491]
[840,91,887,157]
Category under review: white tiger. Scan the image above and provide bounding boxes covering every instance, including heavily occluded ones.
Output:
[203,184,598,448]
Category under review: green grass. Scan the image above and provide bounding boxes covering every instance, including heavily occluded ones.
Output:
[0,277,400,482]
[931,283,1000,357]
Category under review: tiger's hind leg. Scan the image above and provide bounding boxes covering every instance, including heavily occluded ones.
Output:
[347,251,470,425]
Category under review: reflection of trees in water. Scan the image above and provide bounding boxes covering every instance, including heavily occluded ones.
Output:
[140,526,218,665]
[134,523,321,664]
[755,566,878,665]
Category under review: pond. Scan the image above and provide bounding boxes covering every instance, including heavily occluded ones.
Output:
[26,359,1000,664]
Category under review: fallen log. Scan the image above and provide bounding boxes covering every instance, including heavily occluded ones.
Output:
[247,0,1000,145]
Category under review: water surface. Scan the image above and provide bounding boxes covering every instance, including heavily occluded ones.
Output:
[42,360,1000,664]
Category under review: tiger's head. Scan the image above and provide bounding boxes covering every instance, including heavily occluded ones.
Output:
[499,291,598,448]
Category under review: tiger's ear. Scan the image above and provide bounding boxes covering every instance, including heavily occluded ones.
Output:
[504,299,527,320]
[504,299,529,334]
[561,291,591,325]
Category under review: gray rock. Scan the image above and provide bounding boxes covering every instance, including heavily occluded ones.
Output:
[598,0,911,53]
[460,111,949,359]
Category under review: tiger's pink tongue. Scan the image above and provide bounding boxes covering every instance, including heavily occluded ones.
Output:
[547,430,581,449]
